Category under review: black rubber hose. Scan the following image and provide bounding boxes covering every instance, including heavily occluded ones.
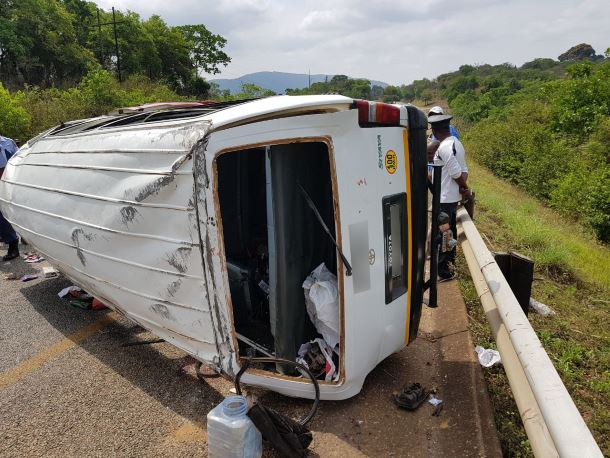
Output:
[234,357,320,426]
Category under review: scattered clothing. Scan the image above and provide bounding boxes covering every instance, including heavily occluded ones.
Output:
[23,252,45,263]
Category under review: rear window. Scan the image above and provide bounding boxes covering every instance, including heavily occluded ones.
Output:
[383,193,408,304]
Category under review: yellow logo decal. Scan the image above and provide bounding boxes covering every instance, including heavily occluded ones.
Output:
[385,150,397,174]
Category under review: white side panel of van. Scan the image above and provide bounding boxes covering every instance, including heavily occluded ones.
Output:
[0,122,223,366]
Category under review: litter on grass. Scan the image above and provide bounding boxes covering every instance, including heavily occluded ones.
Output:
[529,297,555,316]
[475,346,502,367]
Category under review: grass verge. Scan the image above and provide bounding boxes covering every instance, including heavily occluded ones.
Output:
[456,161,609,457]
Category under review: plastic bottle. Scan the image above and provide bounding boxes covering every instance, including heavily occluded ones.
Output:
[207,395,262,458]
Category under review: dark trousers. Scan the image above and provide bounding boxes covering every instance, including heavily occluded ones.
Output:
[438,202,457,278]
[0,211,18,244]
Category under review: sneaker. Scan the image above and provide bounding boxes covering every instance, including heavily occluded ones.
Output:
[3,241,19,261]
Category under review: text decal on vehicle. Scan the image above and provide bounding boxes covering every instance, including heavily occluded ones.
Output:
[385,150,397,174]
[377,135,383,169]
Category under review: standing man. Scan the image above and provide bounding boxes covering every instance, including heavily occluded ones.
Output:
[0,135,20,261]
[428,106,460,140]
[429,115,471,280]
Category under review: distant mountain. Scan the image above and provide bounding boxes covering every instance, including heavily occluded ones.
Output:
[210,71,388,94]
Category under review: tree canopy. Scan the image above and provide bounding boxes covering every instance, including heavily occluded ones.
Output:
[0,0,230,96]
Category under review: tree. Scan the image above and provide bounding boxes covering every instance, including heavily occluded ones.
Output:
[176,25,230,75]
[0,0,95,87]
[558,43,596,62]
[381,85,401,103]
[371,85,384,100]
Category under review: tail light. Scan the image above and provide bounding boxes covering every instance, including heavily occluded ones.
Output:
[354,100,401,126]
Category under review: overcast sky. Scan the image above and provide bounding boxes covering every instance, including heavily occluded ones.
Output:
[94,0,609,85]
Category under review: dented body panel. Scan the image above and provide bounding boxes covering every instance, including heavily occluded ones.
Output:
[0,95,428,400]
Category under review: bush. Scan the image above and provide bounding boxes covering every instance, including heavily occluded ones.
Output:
[0,83,31,141]
[15,68,185,139]
[458,59,610,244]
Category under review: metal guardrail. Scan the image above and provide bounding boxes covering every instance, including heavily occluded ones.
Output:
[457,207,602,458]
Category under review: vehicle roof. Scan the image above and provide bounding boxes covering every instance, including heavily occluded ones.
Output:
[46,95,355,137]
[202,94,354,128]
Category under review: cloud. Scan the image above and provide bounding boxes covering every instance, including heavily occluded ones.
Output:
[92,0,610,85]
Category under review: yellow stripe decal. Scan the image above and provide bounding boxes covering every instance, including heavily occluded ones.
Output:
[402,129,413,344]
[0,312,119,390]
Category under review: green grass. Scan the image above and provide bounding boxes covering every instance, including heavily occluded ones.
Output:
[456,162,610,457]
[467,161,610,288]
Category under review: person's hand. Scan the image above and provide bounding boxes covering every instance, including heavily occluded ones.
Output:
[461,187,473,201]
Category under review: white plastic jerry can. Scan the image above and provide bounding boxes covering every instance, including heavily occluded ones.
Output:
[207,396,262,458]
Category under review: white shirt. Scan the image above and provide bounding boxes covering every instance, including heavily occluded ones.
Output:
[434,137,465,203]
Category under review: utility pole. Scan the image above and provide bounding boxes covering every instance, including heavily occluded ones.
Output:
[112,7,122,82]
[87,7,125,82]
[308,69,311,89]
[96,9,103,60]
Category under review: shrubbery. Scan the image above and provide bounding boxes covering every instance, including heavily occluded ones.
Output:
[0,68,186,142]
[461,61,610,243]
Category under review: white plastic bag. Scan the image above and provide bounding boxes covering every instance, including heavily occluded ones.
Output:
[475,346,502,367]
[302,263,339,350]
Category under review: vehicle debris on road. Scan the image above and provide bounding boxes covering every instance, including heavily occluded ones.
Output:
[57,285,82,298]
[23,252,45,263]
[42,266,59,278]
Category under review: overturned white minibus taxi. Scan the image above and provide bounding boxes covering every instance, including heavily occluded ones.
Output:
[0,95,432,400]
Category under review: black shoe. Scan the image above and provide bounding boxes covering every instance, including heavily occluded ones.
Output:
[3,241,19,261]
[394,383,429,411]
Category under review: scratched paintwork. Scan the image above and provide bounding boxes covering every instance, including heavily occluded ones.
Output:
[0,95,420,400]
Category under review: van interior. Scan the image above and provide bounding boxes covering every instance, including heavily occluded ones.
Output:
[216,142,339,378]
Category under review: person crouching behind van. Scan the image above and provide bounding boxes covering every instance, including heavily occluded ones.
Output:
[0,135,20,261]
[428,115,471,281]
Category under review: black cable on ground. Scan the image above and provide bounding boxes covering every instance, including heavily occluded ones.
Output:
[234,357,320,426]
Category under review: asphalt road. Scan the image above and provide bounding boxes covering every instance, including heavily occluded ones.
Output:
[0,245,501,457]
